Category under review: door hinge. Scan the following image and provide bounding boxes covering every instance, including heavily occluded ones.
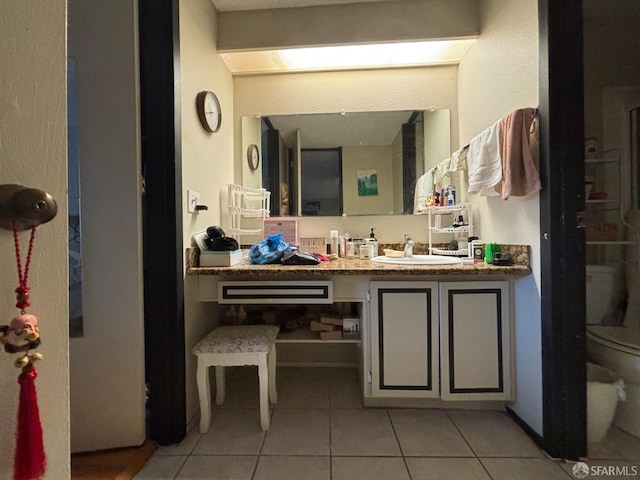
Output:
[576,211,586,229]
[140,174,146,195]
[367,371,372,384]
[366,290,371,302]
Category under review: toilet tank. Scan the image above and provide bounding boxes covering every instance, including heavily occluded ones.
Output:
[586,264,619,325]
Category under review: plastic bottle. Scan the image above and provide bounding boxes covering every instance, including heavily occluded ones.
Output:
[343,233,351,258]
[346,239,355,258]
[330,230,339,256]
[368,228,379,256]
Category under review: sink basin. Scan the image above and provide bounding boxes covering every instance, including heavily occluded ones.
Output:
[371,254,461,265]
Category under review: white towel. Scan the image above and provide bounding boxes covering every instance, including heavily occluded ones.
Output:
[449,147,467,172]
[434,158,451,185]
[467,121,502,195]
[413,167,435,214]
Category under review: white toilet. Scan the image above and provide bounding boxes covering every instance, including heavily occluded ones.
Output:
[586,263,640,439]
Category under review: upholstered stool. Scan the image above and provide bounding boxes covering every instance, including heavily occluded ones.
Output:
[193,324,279,432]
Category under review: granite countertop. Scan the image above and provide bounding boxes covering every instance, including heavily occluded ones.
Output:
[186,244,531,277]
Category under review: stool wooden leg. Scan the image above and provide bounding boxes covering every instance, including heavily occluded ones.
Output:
[258,356,270,431]
[215,366,225,405]
[268,346,277,404]
[196,359,211,434]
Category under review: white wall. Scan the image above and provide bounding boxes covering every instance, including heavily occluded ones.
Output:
[234,66,459,242]
[179,0,236,424]
[342,145,394,215]
[458,0,541,434]
[0,2,69,478]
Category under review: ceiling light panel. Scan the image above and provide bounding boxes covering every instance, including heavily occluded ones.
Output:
[220,39,476,75]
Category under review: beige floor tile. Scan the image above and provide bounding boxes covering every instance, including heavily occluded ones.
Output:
[276,377,330,408]
[261,408,331,455]
[332,456,410,480]
[276,367,331,408]
[175,455,257,480]
[192,409,266,455]
[331,409,402,456]
[220,366,263,409]
[253,455,330,480]
[405,457,492,480]
[481,458,571,480]
[588,427,640,461]
[448,409,544,457]
[329,368,363,408]
[390,409,475,457]
[133,454,186,479]
[154,426,201,456]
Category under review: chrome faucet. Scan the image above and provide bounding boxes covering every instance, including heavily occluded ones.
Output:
[403,234,415,258]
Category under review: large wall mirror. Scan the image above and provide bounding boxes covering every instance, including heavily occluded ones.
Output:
[242,109,450,216]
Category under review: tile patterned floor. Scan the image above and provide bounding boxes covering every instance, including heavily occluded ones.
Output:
[134,367,640,480]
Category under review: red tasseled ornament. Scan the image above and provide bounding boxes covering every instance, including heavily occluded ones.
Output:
[14,366,46,480]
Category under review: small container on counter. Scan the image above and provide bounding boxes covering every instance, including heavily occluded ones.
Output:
[346,239,355,258]
[360,243,374,259]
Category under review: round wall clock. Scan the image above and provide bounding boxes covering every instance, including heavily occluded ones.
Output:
[247,144,260,170]
[196,90,221,133]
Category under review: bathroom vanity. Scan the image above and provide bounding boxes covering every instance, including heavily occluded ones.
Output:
[188,249,530,406]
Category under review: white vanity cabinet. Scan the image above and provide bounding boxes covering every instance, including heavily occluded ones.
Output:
[367,280,512,402]
[369,281,440,398]
[440,281,511,401]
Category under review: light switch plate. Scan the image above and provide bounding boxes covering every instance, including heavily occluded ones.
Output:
[187,189,200,213]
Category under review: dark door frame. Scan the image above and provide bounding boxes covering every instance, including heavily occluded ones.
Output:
[537,0,586,459]
[136,0,588,456]
[139,0,186,445]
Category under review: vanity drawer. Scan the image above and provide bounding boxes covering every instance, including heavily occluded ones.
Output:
[217,280,333,304]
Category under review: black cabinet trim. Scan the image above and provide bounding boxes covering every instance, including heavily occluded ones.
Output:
[447,289,504,394]
[378,288,433,391]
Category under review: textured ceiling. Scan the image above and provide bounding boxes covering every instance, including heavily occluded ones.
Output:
[210,0,396,12]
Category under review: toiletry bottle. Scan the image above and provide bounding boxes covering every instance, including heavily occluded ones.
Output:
[467,236,479,259]
[342,233,351,258]
[330,229,339,256]
[368,228,379,256]
[346,238,355,258]
[447,185,456,205]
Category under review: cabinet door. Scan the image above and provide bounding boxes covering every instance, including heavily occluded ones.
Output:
[370,281,439,398]
[440,281,512,401]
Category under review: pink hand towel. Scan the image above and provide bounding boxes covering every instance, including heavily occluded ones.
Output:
[498,108,541,200]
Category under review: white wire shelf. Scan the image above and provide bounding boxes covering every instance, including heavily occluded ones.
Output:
[429,226,472,234]
[420,202,470,214]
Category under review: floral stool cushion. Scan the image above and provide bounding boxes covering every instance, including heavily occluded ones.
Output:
[193,325,280,355]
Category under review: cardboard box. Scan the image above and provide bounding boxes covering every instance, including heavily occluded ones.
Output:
[299,237,327,254]
[320,314,343,326]
[320,330,342,340]
[264,218,298,245]
[310,321,336,332]
[199,249,243,267]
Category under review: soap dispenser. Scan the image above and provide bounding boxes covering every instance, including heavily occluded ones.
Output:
[367,228,379,256]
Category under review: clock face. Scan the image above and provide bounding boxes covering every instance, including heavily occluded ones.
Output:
[247,144,260,170]
[196,91,221,133]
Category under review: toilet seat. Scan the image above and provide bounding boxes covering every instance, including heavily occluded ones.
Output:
[587,325,640,355]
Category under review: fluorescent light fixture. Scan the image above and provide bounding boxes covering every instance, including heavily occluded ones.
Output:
[220,39,476,75]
